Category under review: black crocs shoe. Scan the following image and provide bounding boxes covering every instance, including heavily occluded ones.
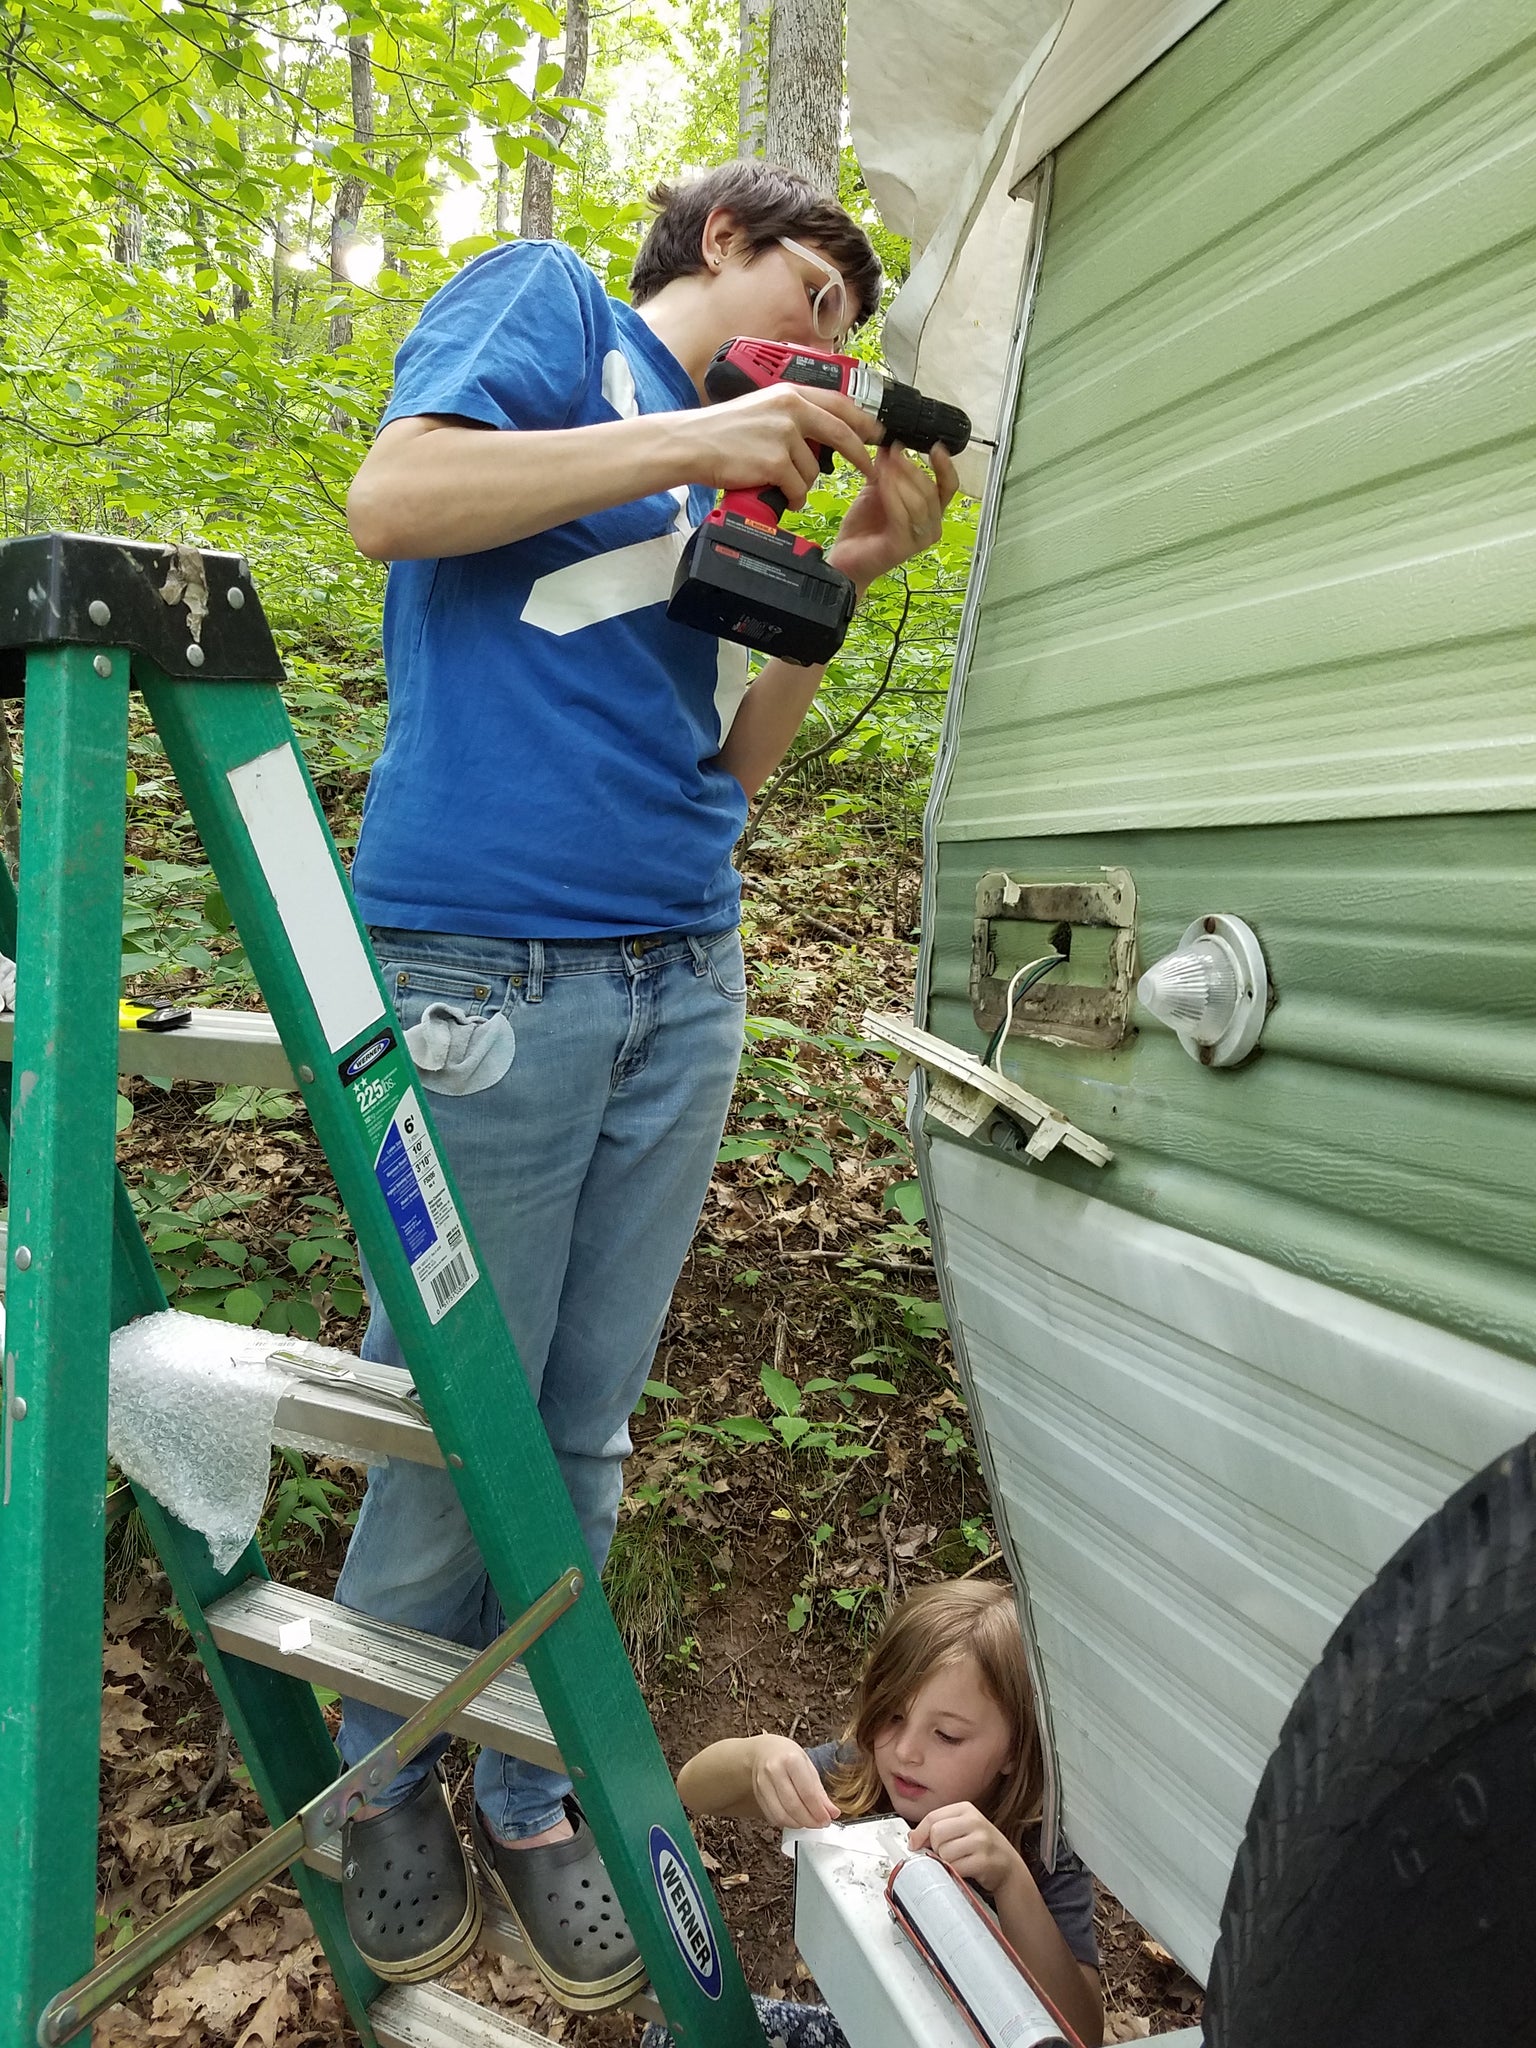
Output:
[340,1770,482,1983]
[471,1801,647,2011]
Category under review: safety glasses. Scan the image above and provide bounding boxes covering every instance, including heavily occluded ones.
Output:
[777,235,853,343]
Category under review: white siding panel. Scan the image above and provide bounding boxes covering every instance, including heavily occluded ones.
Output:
[924,1137,1536,1978]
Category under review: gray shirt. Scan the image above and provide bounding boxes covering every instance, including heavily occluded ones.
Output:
[804,1739,1099,1970]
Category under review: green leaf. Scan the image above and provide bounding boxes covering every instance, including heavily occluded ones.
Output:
[713,1416,774,1445]
[772,1415,811,1446]
[205,1237,248,1268]
[641,1379,681,1401]
[222,1287,266,1325]
[845,1374,899,1396]
[716,1134,776,1162]
[759,1365,801,1416]
[883,1180,926,1226]
[284,1299,324,1342]
[115,1093,134,1132]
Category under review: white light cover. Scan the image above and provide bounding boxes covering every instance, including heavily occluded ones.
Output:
[1137,936,1238,1043]
[1136,914,1270,1066]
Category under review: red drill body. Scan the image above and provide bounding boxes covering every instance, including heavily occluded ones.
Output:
[666,338,971,666]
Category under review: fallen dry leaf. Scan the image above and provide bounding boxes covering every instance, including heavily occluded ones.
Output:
[104,1639,154,1686]
[1104,2017,1152,2042]
[149,1955,294,2039]
[100,1686,153,1758]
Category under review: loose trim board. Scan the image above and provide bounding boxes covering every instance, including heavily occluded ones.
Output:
[862,1011,1112,1168]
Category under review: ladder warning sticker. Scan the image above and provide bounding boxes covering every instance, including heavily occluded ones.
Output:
[648,1826,722,2001]
[346,1051,478,1324]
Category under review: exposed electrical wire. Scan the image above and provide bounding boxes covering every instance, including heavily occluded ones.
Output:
[985,952,1066,1070]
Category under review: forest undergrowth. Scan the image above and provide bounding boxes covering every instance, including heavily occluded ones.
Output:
[90,740,1203,2044]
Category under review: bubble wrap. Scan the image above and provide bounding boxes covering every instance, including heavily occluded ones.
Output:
[109,1309,304,1572]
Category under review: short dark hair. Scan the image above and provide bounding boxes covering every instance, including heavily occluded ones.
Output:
[630,160,882,327]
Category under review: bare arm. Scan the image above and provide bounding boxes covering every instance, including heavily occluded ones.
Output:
[990,1866,1105,2047]
[714,443,959,797]
[677,1734,840,1827]
[346,385,880,562]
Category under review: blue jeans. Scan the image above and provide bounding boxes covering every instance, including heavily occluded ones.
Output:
[333,925,746,1838]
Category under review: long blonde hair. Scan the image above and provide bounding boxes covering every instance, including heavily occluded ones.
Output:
[825,1581,1044,1840]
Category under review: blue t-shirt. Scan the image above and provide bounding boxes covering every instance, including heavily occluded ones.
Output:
[350,241,752,939]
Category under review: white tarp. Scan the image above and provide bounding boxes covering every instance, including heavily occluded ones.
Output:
[848,0,1226,490]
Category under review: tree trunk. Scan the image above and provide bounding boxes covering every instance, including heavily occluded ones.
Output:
[519,0,588,242]
[328,34,375,362]
[763,0,843,193]
[496,156,514,236]
[112,205,143,268]
[738,0,770,157]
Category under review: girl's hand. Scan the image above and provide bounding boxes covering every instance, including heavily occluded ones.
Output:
[750,1734,841,1829]
[908,1802,1028,1899]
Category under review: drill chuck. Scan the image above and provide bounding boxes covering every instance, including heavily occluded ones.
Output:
[875,380,971,457]
[840,362,970,456]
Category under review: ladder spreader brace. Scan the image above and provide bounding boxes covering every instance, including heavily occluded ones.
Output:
[0,532,770,2048]
[40,1570,583,2045]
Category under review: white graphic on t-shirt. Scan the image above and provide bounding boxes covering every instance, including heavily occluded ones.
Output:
[600,348,639,419]
[520,479,694,639]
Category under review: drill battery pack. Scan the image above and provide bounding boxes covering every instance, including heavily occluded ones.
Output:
[668,508,856,667]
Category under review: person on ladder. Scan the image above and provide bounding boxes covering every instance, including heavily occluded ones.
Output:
[332,157,958,2000]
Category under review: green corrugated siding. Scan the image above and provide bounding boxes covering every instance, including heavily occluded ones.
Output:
[926,0,1536,1360]
[944,0,1536,839]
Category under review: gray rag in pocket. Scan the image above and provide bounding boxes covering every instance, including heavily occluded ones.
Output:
[404,1001,515,1096]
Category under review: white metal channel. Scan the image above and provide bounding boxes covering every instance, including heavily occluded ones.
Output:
[909,157,1076,1861]
[925,1140,1536,1979]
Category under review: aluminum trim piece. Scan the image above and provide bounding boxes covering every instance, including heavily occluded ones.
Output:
[909,158,1068,1863]
[915,157,1055,1028]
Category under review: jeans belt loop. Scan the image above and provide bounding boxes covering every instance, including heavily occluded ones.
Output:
[686,935,709,978]
[526,939,545,1004]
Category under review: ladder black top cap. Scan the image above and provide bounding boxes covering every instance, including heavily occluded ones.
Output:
[0,531,285,691]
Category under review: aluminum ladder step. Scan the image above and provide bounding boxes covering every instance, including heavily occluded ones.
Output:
[305,1838,662,2024]
[0,1005,295,1090]
[203,1580,561,1771]
[370,1981,562,2048]
[270,1353,442,1469]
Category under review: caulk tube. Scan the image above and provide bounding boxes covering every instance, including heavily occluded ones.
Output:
[886,1856,1072,2048]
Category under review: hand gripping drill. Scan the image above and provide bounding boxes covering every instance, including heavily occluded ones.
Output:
[666,337,973,666]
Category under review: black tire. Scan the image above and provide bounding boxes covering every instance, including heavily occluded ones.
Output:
[1205,1431,1536,2046]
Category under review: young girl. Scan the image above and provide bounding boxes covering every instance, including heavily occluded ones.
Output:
[646,1581,1104,2048]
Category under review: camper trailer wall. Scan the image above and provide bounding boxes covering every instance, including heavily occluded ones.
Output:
[906,0,1536,1978]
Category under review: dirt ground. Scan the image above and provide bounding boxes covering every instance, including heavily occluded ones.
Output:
[90,819,1204,2045]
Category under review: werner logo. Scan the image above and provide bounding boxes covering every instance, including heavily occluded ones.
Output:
[340,1028,396,1086]
[648,1827,722,2001]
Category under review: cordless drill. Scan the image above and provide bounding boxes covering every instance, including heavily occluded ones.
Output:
[667,338,972,666]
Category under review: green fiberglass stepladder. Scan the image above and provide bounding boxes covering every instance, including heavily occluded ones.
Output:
[0,533,768,2048]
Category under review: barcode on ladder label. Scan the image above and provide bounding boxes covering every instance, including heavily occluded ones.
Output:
[372,1084,479,1325]
[430,1253,472,1311]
